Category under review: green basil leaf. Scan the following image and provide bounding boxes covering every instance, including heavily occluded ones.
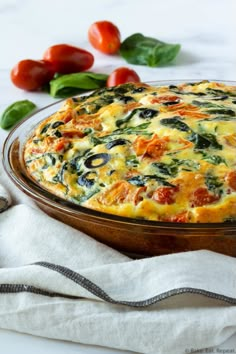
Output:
[0,100,36,130]
[120,33,181,67]
[50,72,109,98]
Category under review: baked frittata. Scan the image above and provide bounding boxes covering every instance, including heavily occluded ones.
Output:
[24,81,236,223]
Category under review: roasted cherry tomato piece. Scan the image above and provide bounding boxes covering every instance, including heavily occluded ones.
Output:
[43,44,94,74]
[163,211,189,223]
[170,211,189,223]
[190,187,220,207]
[106,67,140,87]
[226,170,236,191]
[150,95,181,105]
[88,21,121,54]
[10,59,54,91]
[152,186,178,205]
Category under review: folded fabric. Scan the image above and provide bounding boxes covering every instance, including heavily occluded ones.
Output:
[0,184,11,212]
[0,159,36,207]
[1,204,236,354]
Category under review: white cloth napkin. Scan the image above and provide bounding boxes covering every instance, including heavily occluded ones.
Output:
[0,184,11,212]
[1,168,236,353]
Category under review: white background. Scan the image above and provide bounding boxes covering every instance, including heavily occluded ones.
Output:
[0,0,236,353]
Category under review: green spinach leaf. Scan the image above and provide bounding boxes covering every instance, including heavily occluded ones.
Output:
[200,152,227,166]
[126,155,139,167]
[172,159,200,171]
[205,108,235,116]
[192,100,225,109]
[205,174,223,194]
[116,108,158,128]
[127,174,175,187]
[72,188,100,204]
[189,132,222,150]
[201,116,236,121]
[152,162,178,177]
[206,88,236,97]
[116,108,141,128]
[113,122,151,135]
[160,117,191,132]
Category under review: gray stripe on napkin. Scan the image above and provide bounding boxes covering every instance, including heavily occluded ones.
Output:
[1,261,236,306]
[0,283,83,299]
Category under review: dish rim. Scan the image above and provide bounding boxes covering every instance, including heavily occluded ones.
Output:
[3,79,236,230]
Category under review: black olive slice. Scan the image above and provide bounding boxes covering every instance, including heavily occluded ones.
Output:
[40,123,50,134]
[139,109,158,119]
[162,99,180,106]
[132,87,146,93]
[118,95,135,104]
[78,171,97,188]
[52,121,65,129]
[211,95,228,101]
[84,153,111,169]
[107,169,115,176]
[53,130,62,137]
[106,139,128,150]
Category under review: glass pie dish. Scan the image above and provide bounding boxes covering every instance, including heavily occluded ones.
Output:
[3,80,236,257]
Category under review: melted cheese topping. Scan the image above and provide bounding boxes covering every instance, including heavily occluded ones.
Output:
[24,81,236,223]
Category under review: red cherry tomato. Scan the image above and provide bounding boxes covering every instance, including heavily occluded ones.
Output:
[10,59,54,91]
[106,67,141,87]
[43,44,94,74]
[88,21,121,54]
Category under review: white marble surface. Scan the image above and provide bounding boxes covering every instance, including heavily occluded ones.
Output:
[0,0,236,353]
